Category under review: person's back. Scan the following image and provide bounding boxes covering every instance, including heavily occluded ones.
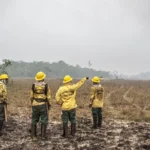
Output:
[57,85,76,110]
[56,78,86,110]
[91,84,104,108]
[31,81,50,106]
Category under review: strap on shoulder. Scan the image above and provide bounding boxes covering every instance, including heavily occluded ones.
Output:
[32,83,48,96]
[32,84,35,93]
[44,84,48,95]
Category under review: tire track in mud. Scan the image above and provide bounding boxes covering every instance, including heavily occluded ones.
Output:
[105,85,124,107]
[105,85,124,100]
[123,87,133,102]
[123,87,150,113]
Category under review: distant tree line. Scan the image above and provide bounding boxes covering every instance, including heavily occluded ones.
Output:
[1,60,113,79]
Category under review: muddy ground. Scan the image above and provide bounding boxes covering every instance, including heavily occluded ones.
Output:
[0,116,150,150]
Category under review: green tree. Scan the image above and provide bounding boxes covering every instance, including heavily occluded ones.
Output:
[6,60,113,78]
[0,59,12,74]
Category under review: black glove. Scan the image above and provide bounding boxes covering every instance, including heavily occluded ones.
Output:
[48,103,51,110]
[86,77,89,80]
[2,99,7,105]
[89,104,92,108]
[31,99,33,104]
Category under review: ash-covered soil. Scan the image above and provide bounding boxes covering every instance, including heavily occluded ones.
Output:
[0,116,150,150]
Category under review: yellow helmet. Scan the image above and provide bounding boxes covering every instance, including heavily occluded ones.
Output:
[0,74,9,80]
[63,75,73,84]
[92,76,103,83]
[35,72,46,81]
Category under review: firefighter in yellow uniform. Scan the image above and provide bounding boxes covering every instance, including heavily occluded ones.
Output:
[90,76,104,129]
[30,72,51,140]
[0,74,9,136]
[56,75,89,138]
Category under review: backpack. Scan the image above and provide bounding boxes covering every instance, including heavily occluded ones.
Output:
[95,87,103,100]
[32,83,48,95]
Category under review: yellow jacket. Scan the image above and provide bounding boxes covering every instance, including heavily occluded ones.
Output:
[56,78,86,111]
[90,84,104,108]
[0,81,7,103]
[30,81,51,106]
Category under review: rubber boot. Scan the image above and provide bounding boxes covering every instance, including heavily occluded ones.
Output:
[62,124,65,137]
[74,123,76,133]
[31,124,37,141]
[93,116,98,129]
[62,123,68,138]
[41,124,47,140]
[0,120,3,136]
[71,123,76,137]
[98,117,102,128]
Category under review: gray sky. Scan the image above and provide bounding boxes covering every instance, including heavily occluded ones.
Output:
[0,0,150,75]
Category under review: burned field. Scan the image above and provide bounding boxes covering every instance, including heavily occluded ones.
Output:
[1,117,150,150]
[0,79,150,150]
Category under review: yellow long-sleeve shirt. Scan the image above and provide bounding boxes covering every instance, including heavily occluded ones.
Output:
[90,84,104,108]
[55,78,87,111]
[0,81,7,103]
[30,81,51,106]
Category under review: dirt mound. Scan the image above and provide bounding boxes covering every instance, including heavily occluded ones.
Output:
[0,116,150,150]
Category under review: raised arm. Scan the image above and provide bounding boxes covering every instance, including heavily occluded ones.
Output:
[71,77,87,91]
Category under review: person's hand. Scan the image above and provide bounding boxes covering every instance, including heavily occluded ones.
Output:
[48,103,51,110]
[86,77,89,80]
[2,99,7,105]
[89,104,92,108]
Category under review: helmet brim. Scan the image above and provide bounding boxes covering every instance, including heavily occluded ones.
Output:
[35,74,46,81]
[63,78,73,84]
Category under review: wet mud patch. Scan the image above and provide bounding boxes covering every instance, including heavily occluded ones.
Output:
[0,117,150,150]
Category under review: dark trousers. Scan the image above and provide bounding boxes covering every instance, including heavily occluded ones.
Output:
[92,108,102,126]
[0,103,5,131]
[32,104,48,125]
[62,109,76,125]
